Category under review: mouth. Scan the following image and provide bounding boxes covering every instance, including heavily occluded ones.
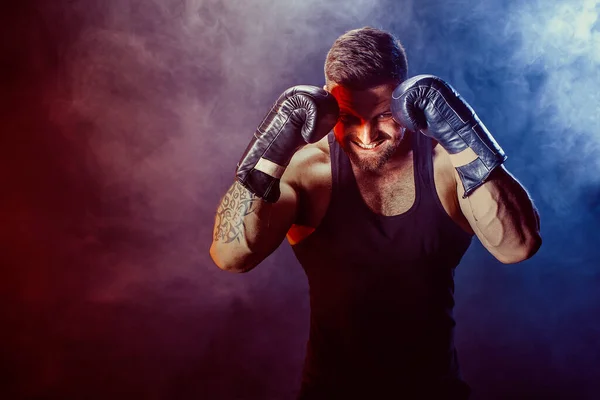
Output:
[352,139,385,150]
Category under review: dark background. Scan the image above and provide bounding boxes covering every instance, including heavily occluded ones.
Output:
[2,0,599,399]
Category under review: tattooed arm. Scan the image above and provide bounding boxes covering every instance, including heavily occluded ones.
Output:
[209,178,298,272]
[209,84,337,272]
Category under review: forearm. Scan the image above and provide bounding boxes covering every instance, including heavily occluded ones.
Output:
[391,75,541,263]
[210,180,296,272]
[458,165,541,263]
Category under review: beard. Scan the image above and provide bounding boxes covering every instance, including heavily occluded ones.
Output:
[341,129,406,173]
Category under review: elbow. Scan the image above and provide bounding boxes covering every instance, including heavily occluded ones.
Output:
[209,242,256,273]
[496,233,542,264]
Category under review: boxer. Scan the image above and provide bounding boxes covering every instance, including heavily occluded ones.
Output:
[210,27,541,399]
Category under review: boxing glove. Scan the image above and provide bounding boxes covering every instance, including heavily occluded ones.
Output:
[391,75,507,197]
[236,85,339,203]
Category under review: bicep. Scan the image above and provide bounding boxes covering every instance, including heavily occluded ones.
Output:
[455,172,497,248]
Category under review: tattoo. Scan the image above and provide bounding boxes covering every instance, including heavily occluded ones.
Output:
[214,182,260,244]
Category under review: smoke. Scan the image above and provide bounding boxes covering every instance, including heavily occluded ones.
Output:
[507,0,600,211]
[45,0,392,303]
[2,0,599,399]
[1,0,394,398]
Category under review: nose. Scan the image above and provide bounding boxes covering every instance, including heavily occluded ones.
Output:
[355,120,379,145]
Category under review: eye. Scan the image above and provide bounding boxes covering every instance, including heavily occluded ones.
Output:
[377,112,393,121]
[339,114,359,124]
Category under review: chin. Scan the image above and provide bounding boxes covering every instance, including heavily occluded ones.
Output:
[347,143,396,173]
[354,159,385,173]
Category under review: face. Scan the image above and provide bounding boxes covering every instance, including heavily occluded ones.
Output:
[328,81,406,173]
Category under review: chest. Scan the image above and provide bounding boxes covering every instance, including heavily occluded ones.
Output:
[291,144,471,239]
[353,162,416,216]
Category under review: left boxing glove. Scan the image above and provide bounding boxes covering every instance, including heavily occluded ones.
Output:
[391,75,507,197]
[236,85,339,203]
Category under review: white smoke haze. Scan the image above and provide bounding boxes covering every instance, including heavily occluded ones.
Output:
[508,0,600,210]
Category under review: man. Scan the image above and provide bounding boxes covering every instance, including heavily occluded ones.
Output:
[210,27,541,399]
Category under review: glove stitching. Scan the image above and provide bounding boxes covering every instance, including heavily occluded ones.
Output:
[471,122,500,156]
[415,83,468,124]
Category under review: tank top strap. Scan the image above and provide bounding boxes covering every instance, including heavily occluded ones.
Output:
[414,132,474,244]
[327,131,339,192]
[327,131,364,210]
[327,132,344,205]
[413,131,439,208]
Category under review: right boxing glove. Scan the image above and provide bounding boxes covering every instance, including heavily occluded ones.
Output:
[236,85,339,203]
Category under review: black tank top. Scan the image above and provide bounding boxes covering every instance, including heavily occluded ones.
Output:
[292,131,473,399]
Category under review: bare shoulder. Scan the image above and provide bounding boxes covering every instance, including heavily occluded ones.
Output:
[431,141,474,235]
[431,142,456,177]
[430,141,457,210]
[282,135,331,192]
[282,135,332,231]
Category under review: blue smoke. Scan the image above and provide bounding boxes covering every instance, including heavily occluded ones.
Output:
[379,1,600,398]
